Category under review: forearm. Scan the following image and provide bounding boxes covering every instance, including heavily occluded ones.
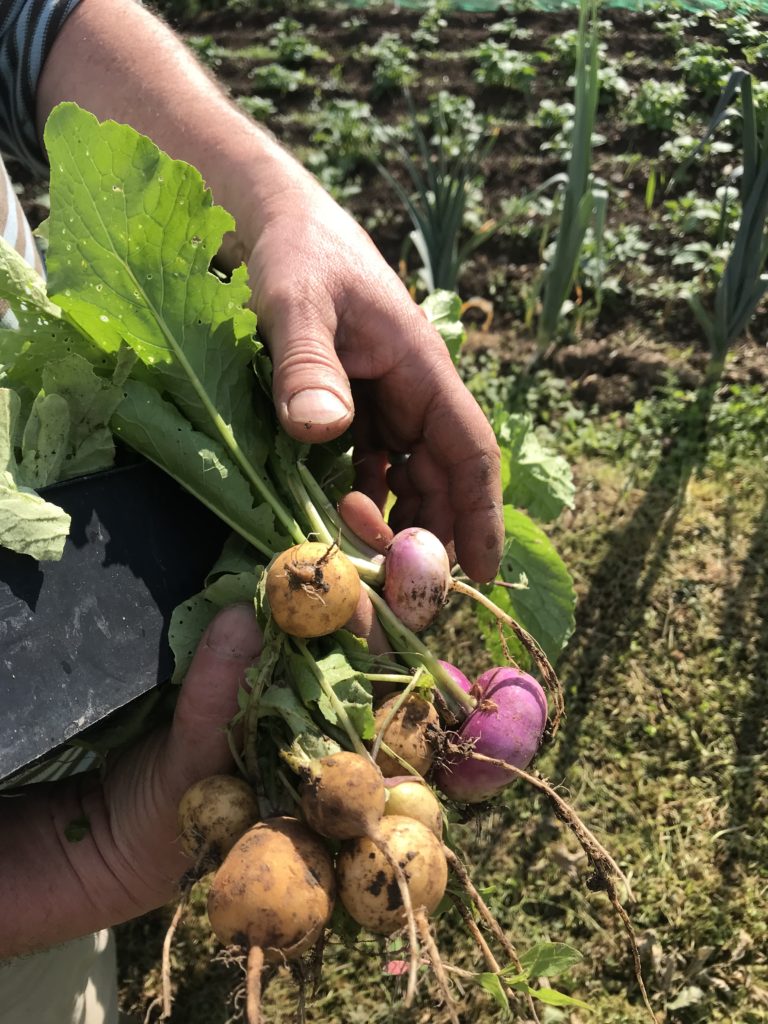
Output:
[35,0,317,267]
[0,739,178,959]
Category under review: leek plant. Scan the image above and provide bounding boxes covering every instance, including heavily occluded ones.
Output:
[376,93,499,293]
[535,0,607,347]
[676,69,768,382]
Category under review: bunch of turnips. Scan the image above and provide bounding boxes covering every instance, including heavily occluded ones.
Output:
[168,526,565,1024]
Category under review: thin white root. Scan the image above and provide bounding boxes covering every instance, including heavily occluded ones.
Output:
[415,909,461,1024]
[374,837,421,1007]
[160,894,188,1019]
[246,945,264,1024]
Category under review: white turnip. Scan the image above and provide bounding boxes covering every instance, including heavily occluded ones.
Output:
[384,776,443,838]
[265,541,360,638]
[177,774,259,867]
[299,750,386,840]
[207,816,335,1023]
[336,814,447,934]
[372,693,441,777]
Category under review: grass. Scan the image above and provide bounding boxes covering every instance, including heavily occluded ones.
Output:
[116,378,768,1024]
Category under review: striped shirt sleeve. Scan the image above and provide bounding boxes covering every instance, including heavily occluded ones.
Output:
[0,0,82,175]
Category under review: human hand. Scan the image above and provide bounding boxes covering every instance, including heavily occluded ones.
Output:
[246,187,503,584]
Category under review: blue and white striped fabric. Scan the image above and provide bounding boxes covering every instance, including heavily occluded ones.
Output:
[0,0,82,174]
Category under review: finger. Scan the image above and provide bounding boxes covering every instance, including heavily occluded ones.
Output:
[340,294,504,580]
[256,284,354,443]
[162,604,264,797]
[338,490,393,554]
[343,588,389,657]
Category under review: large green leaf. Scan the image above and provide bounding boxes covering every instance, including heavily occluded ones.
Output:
[112,379,288,559]
[481,506,576,664]
[496,411,575,523]
[0,389,71,560]
[518,942,583,979]
[0,236,105,386]
[43,104,282,502]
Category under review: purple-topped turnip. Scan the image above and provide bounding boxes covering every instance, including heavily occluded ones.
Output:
[434,667,548,803]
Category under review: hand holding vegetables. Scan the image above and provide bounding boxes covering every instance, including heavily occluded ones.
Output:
[0,604,263,960]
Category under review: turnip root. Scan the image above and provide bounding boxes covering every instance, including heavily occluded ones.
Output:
[265,541,360,638]
[372,693,441,777]
[434,667,548,803]
[162,774,260,1019]
[384,777,443,838]
[207,817,336,1024]
[299,751,386,840]
[178,774,260,867]
[383,527,451,632]
[336,815,448,934]
[296,752,423,1005]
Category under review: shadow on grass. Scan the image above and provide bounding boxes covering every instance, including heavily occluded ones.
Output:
[548,381,719,781]
[504,381,721,914]
[716,490,768,874]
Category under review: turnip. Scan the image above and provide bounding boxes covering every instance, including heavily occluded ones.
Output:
[265,540,360,638]
[299,750,386,840]
[371,693,441,777]
[438,660,471,695]
[207,816,335,1024]
[384,777,443,838]
[376,527,565,731]
[383,527,451,632]
[162,774,261,1018]
[336,814,447,934]
[295,751,433,1006]
[434,667,548,803]
[177,774,260,867]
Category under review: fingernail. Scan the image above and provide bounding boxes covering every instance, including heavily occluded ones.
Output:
[287,388,351,428]
[205,604,263,659]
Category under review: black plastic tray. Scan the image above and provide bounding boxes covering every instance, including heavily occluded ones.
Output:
[0,460,231,781]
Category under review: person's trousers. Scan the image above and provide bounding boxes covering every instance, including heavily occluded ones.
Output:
[0,930,119,1024]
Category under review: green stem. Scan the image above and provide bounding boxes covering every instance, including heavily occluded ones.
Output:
[283,460,383,582]
[370,667,428,762]
[297,462,382,561]
[137,301,304,544]
[295,639,371,759]
[362,673,413,683]
[242,621,284,781]
[364,584,475,713]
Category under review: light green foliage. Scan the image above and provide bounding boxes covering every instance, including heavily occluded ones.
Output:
[362,32,417,95]
[626,78,687,133]
[247,62,315,94]
[413,0,448,49]
[488,15,534,42]
[482,505,576,667]
[309,98,385,173]
[236,94,278,120]
[472,40,537,92]
[536,0,608,344]
[528,97,576,132]
[675,42,730,102]
[0,388,71,560]
[662,187,739,241]
[377,93,498,292]
[495,410,575,523]
[267,16,329,65]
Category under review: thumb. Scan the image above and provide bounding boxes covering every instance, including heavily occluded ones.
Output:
[266,305,354,443]
[161,604,263,798]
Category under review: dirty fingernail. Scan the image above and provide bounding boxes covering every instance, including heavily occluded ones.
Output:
[287,388,351,428]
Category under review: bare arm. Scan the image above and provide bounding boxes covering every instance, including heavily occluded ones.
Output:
[36,0,503,582]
